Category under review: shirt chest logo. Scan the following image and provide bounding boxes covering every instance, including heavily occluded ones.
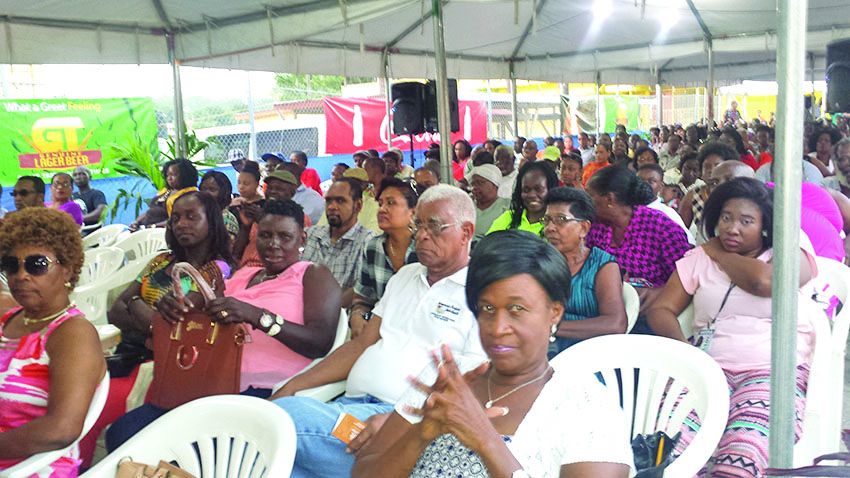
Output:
[431,302,461,323]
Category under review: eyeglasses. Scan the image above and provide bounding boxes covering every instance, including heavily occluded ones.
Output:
[541,215,586,227]
[409,220,460,237]
[10,190,35,198]
[0,255,58,277]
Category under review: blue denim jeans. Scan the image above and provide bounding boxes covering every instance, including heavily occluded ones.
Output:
[273,394,395,478]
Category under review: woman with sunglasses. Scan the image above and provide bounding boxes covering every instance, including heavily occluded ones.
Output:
[0,207,105,477]
[47,172,84,226]
[352,230,632,478]
[349,178,419,339]
[542,187,627,356]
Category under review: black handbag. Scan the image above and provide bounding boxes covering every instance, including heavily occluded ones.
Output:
[632,431,681,478]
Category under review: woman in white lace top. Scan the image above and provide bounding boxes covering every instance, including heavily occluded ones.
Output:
[352,230,633,478]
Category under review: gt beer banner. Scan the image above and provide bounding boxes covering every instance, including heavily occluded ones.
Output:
[323,97,488,154]
[0,98,158,186]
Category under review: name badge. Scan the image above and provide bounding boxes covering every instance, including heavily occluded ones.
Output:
[430,301,461,323]
[694,327,715,353]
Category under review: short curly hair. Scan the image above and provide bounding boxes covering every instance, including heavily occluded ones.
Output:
[0,207,84,287]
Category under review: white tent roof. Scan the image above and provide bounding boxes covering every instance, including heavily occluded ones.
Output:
[1,0,849,84]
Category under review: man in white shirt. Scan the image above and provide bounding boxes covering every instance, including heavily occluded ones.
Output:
[637,164,695,245]
[578,132,595,166]
[658,133,682,171]
[278,161,325,225]
[270,184,485,478]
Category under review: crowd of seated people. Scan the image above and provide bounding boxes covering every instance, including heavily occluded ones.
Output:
[4,114,850,478]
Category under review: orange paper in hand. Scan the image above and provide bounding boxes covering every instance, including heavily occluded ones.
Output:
[331,412,366,444]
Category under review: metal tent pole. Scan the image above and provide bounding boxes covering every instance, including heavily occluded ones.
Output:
[247,71,257,161]
[432,0,453,184]
[770,0,807,468]
[510,62,518,140]
[656,82,662,127]
[595,71,602,135]
[486,79,493,139]
[707,39,714,124]
[167,33,186,158]
[383,49,393,150]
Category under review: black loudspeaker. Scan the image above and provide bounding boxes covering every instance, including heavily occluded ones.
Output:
[826,39,850,114]
[424,79,460,133]
[391,82,426,135]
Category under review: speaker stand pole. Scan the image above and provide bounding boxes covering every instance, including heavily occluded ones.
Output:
[409,134,416,169]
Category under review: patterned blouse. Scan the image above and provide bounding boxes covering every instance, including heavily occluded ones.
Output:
[586,206,691,288]
[690,185,707,233]
[136,252,229,307]
[0,307,90,476]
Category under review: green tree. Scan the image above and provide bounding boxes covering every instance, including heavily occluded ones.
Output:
[273,74,373,101]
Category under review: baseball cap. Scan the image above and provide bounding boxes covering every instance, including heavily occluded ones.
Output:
[264,170,298,185]
[542,146,561,162]
[261,152,285,162]
[343,167,369,182]
[469,164,503,187]
[228,148,247,171]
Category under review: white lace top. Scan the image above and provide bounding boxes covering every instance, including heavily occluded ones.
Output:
[396,366,634,478]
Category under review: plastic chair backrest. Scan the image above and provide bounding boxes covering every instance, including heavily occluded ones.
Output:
[676,303,695,340]
[623,282,640,333]
[78,247,125,288]
[79,395,296,478]
[817,258,850,455]
[278,309,349,402]
[113,228,168,262]
[794,300,834,465]
[551,335,729,478]
[81,224,127,250]
[0,372,110,478]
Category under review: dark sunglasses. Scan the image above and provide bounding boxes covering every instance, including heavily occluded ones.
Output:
[0,255,57,276]
[10,190,35,198]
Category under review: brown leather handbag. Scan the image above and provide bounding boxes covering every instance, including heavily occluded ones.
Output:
[149,263,251,410]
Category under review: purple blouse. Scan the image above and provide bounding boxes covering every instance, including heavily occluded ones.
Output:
[586,206,691,287]
[49,201,84,226]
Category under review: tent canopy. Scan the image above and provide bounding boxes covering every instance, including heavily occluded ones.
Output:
[1,0,848,84]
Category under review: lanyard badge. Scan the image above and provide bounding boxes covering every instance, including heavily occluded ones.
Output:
[694,283,735,353]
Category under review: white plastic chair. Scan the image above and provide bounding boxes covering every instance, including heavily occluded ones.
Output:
[623,282,640,333]
[272,309,350,402]
[551,334,729,478]
[79,395,296,478]
[81,224,127,250]
[72,252,131,326]
[77,247,125,288]
[105,250,163,307]
[0,372,110,478]
[112,228,168,263]
[816,258,850,454]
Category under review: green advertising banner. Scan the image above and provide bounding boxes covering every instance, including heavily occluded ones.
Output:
[0,98,157,186]
[602,96,640,133]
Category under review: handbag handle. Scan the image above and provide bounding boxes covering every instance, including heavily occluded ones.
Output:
[170,262,217,303]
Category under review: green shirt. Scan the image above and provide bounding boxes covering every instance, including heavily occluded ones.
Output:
[486,209,544,236]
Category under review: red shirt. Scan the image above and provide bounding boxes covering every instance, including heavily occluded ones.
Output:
[740,153,759,171]
[301,168,323,196]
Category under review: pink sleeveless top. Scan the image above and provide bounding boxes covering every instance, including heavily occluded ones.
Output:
[0,306,85,477]
[225,262,313,390]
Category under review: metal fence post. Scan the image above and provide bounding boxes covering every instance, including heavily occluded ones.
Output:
[247,71,256,161]
[770,0,807,468]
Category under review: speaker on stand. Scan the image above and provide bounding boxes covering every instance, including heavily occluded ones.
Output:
[826,38,850,114]
[424,79,460,133]
[391,82,426,135]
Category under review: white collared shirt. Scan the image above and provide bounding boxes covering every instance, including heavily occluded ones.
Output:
[499,169,518,198]
[345,263,487,403]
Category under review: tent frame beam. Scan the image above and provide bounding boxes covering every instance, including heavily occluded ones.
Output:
[684,0,711,39]
[509,0,550,59]
[385,1,448,49]
[150,0,173,31]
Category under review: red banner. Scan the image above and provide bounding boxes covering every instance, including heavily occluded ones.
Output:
[323,97,487,154]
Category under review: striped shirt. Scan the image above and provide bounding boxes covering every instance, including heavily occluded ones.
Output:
[354,234,418,303]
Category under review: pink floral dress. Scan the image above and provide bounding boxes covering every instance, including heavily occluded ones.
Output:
[0,307,85,477]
